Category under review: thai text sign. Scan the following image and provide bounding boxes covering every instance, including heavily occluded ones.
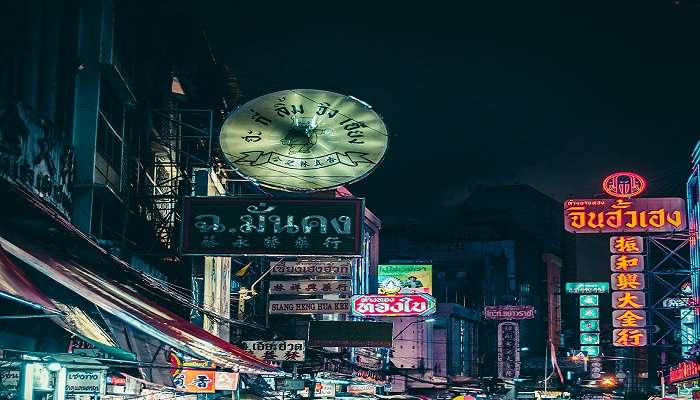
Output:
[611,273,645,291]
[497,322,520,379]
[270,260,352,276]
[65,370,105,394]
[663,297,693,308]
[350,294,436,317]
[484,305,535,320]
[670,361,700,383]
[610,236,644,253]
[241,340,306,362]
[612,291,645,309]
[181,197,364,256]
[564,198,686,233]
[613,310,647,328]
[268,299,349,314]
[378,264,432,295]
[610,255,644,272]
[269,280,351,295]
[347,384,376,395]
[613,328,648,347]
[566,282,609,294]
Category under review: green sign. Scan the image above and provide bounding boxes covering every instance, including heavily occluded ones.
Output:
[566,282,610,294]
[580,345,600,357]
[378,265,433,295]
[580,295,599,306]
[180,197,364,256]
[580,320,600,332]
[580,333,600,345]
[580,307,600,319]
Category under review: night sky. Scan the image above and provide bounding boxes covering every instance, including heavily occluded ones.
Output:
[199,0,698,224]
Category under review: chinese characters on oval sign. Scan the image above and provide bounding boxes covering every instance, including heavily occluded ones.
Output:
[350,294,437,317]
[181,197,363,256]
[602,172,646,198]
[564,198,686,233]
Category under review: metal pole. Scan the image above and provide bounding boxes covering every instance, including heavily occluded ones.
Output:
[544,339,548,394]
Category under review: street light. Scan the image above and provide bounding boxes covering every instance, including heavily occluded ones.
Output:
[392,318,436,340]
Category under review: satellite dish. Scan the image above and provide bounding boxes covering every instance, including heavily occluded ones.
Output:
[220,89,389,192]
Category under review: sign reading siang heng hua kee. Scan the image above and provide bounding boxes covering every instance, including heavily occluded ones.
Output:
[181,197,363,256]
[564,198,686,233]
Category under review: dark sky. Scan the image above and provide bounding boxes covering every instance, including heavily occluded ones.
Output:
[199,0,698,223]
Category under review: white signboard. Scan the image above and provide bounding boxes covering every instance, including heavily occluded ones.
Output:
[268,299,350,314]
[269,279,351,295]
[270,260,351,276]
[301,382,336,398]
[241,340,306,362]
[66,370,105,394]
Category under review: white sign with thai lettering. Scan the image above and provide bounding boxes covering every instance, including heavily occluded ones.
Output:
[66,370,105,394]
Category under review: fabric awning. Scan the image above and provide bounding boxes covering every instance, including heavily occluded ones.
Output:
[0,245,60,313]
[0,235,277,375]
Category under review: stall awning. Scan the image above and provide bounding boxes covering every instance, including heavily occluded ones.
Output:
[0,244,60,313]
[0,235,277,374]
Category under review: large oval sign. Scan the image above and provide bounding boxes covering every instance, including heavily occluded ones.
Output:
[602,172,646,198]
[220,89,389,192]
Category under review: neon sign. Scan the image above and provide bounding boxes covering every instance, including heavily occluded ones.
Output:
[602,172,646,198]
[564,198,686,233]
[670,361,700,383]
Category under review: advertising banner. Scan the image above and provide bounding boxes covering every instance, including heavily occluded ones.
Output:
[612,310,647,328]
[610,255,644,272]
[612,291,646,309]
[269,279,351,295]
[241,340,306,362]
[378,264,432,295]
[580,320,600,332]
[579,295,599,307]
[268,299,349,314]
[483,305,535,320]
[611,273,645,291]
[347,384,376,395]
[214,372,239,391]
[580,307,599,319]
[350,294,436,317]
[497,322,520,379]
[270,259,352,276]
[564,197,686,233]
[181,197,364,256]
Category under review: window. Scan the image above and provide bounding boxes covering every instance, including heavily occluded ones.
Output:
[97,78,125,175]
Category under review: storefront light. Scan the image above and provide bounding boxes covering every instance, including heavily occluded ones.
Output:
[47,362,62,372]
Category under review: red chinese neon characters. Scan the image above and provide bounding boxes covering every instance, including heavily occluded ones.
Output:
[611,273,645,291]
[612,310,646,328]
[612,291,645,309]
[613,328,647,347]
[610,255,644,272]
[564,198,686,233]
[602,172,646,198]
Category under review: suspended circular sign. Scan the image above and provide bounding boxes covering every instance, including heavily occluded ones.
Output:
[220,89,389,192]
[602,171,646,198]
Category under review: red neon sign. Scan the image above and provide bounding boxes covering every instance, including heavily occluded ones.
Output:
[669,360,700,383]
[602,172,646,198]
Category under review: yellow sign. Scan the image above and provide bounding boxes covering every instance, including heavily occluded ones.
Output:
[220,89,389,192]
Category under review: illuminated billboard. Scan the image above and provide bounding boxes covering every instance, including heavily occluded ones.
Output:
[564,197,686,233]
[378,264,432,295]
